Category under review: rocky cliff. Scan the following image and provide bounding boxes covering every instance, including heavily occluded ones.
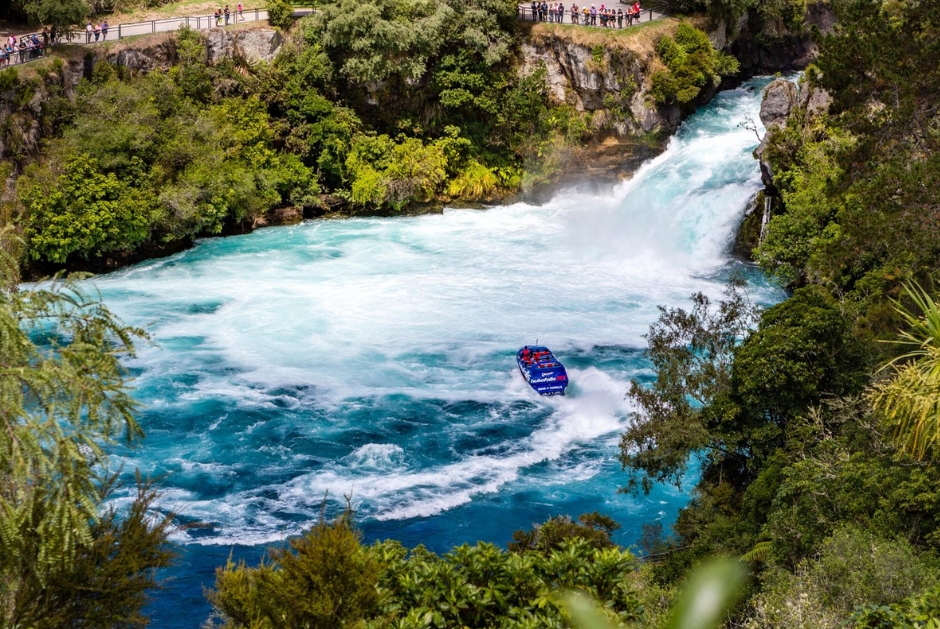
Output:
[734,74,830,257]
[517,20,687,186]
[719,0,835,74]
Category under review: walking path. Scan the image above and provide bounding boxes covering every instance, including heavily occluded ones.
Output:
[1,2,663,71]
[1,6,315,69]
[518,3,665,26]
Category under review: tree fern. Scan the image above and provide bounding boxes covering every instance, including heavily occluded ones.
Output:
[870,282,940,459]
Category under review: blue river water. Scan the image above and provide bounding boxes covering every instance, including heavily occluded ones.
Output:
[87,76,780,627]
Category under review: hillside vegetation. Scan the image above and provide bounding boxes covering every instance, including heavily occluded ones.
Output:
[0,1,736,272]
[5,0,940,628]
[618,1,940,628]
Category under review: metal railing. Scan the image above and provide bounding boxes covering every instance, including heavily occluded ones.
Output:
[517,2,665,26]
[0,5,314,70]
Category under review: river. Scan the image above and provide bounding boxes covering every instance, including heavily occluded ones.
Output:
[89,76,780,627]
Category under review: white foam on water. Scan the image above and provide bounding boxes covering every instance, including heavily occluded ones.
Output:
[92,78,780,545]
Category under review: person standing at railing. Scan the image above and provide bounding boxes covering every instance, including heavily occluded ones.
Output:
[86,21,93,43]
[237,2,244,20]
[632,1,640,23]
[102,21,109,40]
[224,5,231,25]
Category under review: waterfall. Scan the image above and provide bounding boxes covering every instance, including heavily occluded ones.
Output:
[84,77,783,629]
[759,193,773,244]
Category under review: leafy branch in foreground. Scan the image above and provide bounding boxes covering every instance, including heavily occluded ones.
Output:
[0,233,174,627]
[566,558,747,629]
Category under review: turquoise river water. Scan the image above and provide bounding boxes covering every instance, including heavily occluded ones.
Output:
[86,76,781,627]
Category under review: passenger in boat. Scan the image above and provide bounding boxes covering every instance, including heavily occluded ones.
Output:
[521,347,532,360]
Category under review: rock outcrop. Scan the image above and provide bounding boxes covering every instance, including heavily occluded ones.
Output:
[521,29,681,137]
[518,23,691,186]
[742,75,831,255]
[753,76,830,190]
[204,27,282,63]
[753,77,797,189]
[722,0,836,74]
[760,78,798,129]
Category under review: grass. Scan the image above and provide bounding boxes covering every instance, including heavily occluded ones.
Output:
[526,14,709,63]
[527,17,682,59]
[102,0,270,26]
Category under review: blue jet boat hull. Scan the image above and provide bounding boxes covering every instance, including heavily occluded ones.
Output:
[517,346,568,396]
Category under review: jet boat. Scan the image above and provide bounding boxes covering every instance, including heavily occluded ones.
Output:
[517,346,568,396]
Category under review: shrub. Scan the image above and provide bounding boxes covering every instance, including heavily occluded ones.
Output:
[446,160,499,199]
[650,22,739,106]
[209,514,645,629]
[266,0,294,29]
[208,510,381,629]
[745,526,940,629]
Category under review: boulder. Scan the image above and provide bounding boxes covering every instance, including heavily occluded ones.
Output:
[805,86,831,116]
[205,27,282,64]
[760,78,797,129]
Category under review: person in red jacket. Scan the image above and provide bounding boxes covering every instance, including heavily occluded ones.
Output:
[632,1,641,24]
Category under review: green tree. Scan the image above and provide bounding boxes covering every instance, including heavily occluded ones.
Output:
[208,509,381,629]
[13,0,89,29]
[620,279,760,493]
[266,0,294,29]
[20,157,154,264]
[509,512,621,554]
[0,239,174,627]
[650,23,739,107]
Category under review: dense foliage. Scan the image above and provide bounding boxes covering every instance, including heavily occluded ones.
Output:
[14,32,317,267]
[2,7,549,268]
[0,241,174,627]
[1,5,735,270]
[508,512,622,554]
[209,512,644,629]
[650,23,738,106]
[661,0,806,40]
[620,1,940,628]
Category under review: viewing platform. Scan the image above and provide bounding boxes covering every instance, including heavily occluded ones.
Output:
[517,0,667,26]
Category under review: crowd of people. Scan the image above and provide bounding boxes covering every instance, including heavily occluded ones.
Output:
[212,3,247,26]
[0,1,253,69]
[1,30,49,67]
[524,1,644,27]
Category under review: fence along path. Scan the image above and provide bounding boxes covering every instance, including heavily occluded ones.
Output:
[516,0,667,26]
[56,7,276,44]
[2,7,317,68]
